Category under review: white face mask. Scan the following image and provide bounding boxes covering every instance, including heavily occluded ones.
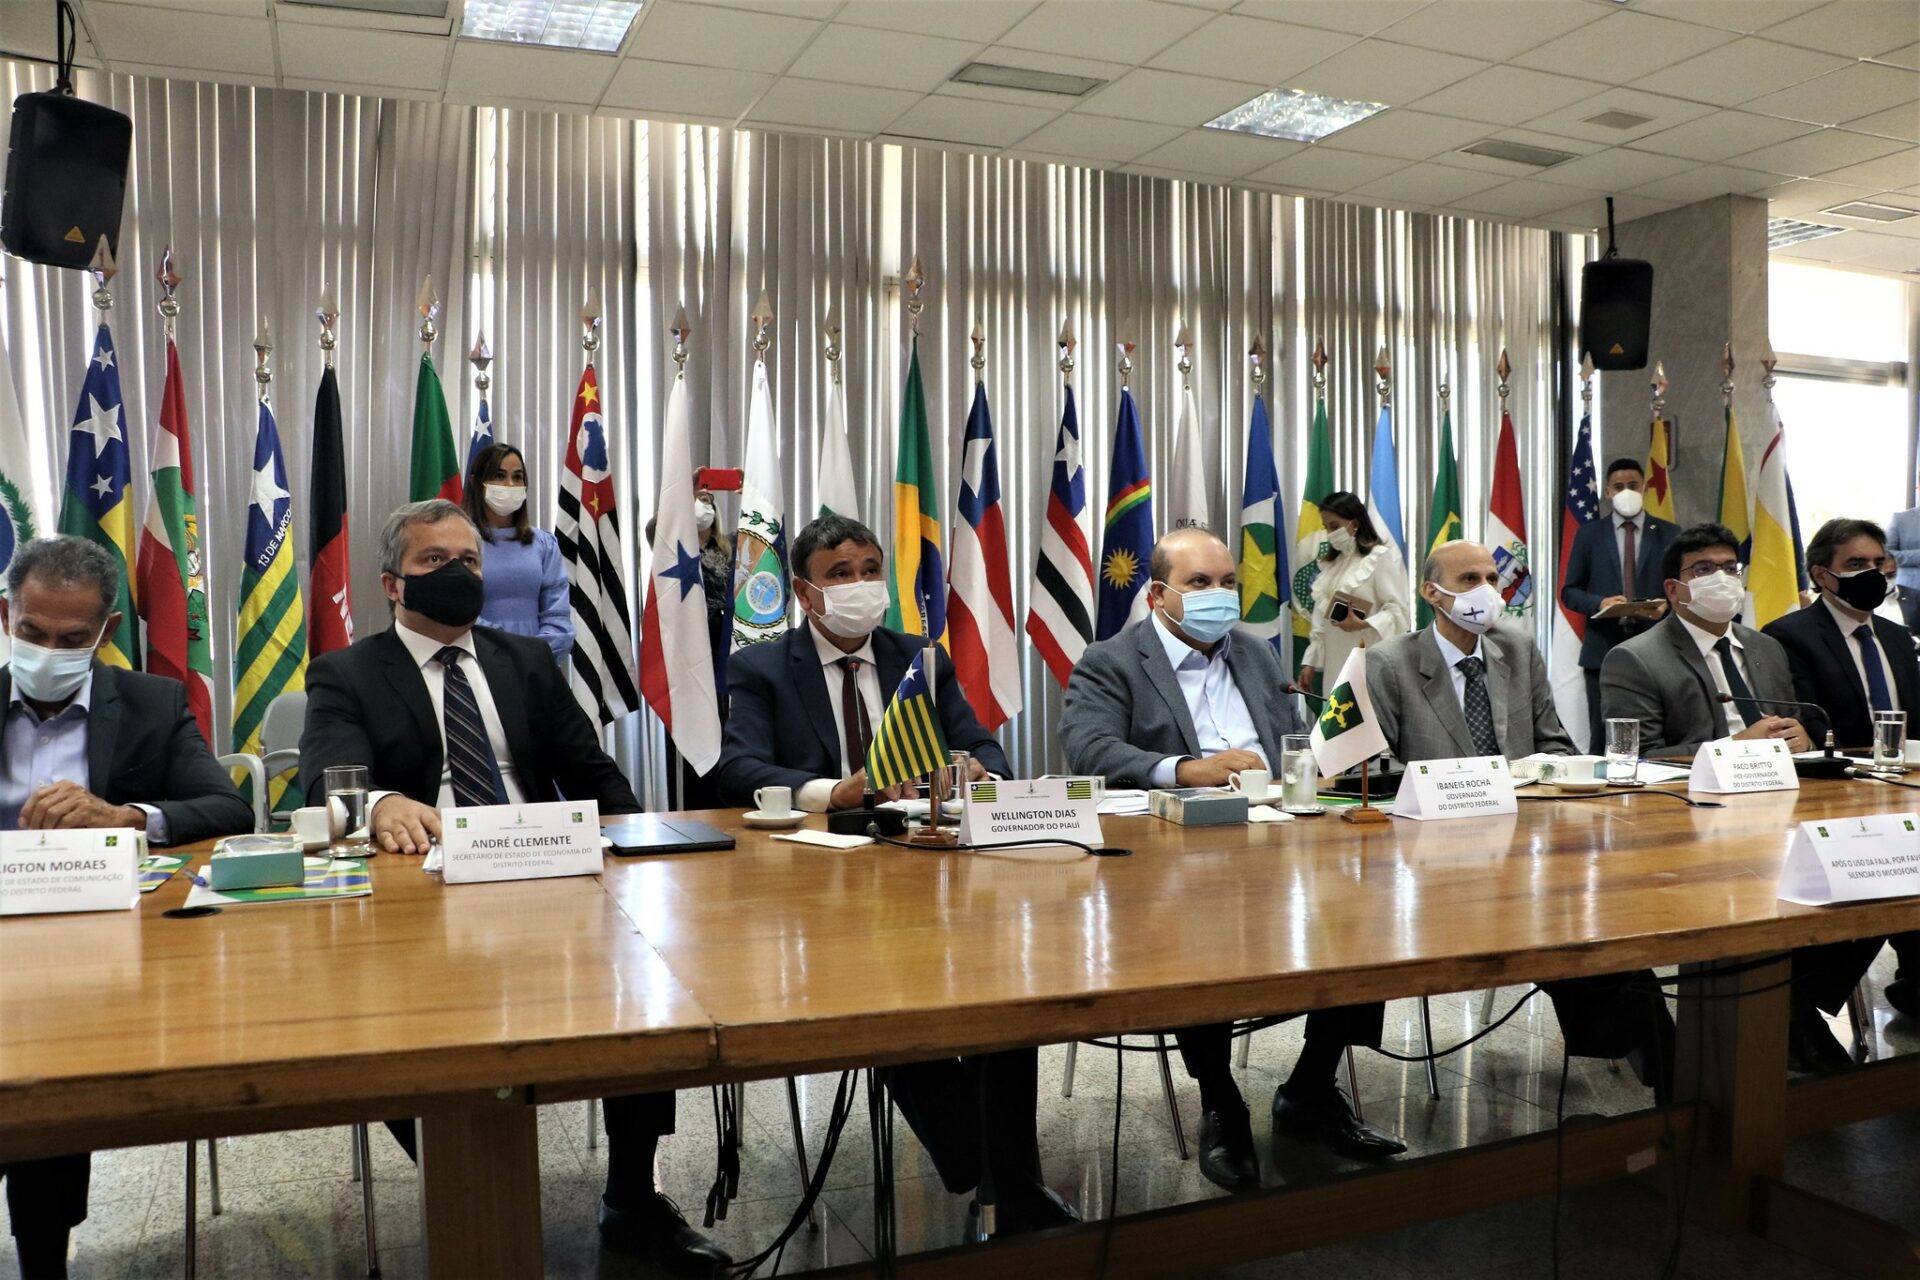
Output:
[1430,582,1504,635]
[1681,571,1744,625]
[483,484,527,518]
[807,579,890,640]
[8,625,104,703]
[694,497,717,533]
[1611,488,1644,519]
[1327,526,1355,553]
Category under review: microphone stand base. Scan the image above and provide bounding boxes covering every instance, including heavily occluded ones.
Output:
[1340,805,1391,826]
[906,826,961,847]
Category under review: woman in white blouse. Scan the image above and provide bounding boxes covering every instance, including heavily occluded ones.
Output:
[1296,490,1410,692]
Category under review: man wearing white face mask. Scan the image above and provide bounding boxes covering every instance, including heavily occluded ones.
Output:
[1561,457,1676,751]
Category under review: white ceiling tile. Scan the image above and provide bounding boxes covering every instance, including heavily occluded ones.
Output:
[1146,15,1355,86]
[1732,128,1909,178]
[1375,0,1609,62]
[1316,108,1491,161]
[997,1,1212,65]
[1628,37,1849,108]
[631,2,823,74]
[1548,191,1682,232]
[1816,149,1920,193]
[1447,177,1591,220]
[1288,39,1490,107]
[448,42,616,105]
[1075,67,1267,127]
[786,26,982,92]
[1523,87,1718,144]
[1754,0,1920,59]
[1410,66,1609,127]
[1630,0,1824,32]
[602,59,773,118]
[1627,163,1792,203]
[1132,127,1305,178]
[834,1,1037,42]
[1232,1,1427,37]
[5,0,96,61]
[679,0,840,16]
[745,77,918,133]
[1848,102,1920,143]
[1744,63,1919,127]
[1514,10,1736,80]
[1873,42,1919,69]
[276,26,447,93]
[885,94,1057,147]
[1627,110,1820,163]
[86,3,273,75]
[1754,176,1878,214]
[1015,113,1184,164]
[1247,145,1405,191]
[1535,146,1697,190]
[1351,161,1507,205]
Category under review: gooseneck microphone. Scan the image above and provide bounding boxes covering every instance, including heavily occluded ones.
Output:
[1284,682,1328,705]
[1717,692,1845,777]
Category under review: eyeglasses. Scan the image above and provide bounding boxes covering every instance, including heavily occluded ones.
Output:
[1676,560,1744,581]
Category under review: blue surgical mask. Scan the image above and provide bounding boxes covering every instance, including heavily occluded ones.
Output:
[8,627,102,703]
[1166,586,1240,645]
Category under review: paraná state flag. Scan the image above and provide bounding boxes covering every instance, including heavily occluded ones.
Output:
[865,645,949,793]
[1310,646,1387,778]
[886,339,945,637]
[557,362,641,725]
[232,396,308,807]
[57,324,137,668]
[1486,407,1532,613]
[639,371,722,772]
[1096,388,1153,640]
[1365,403,1405,559]
[1417,406,1463,628]
[944,381,1021,731]
[0,318,47,664]
[409,353,461,503]
[1168,383,1208,529]
[816,374,860,520]
[1552,406,1601,751]
[732,358,788,651]
[1026,385,1094,688]
[134,338,213,741]
[1751,406,1801,628]
[1645,416,1676,523]
[466,392,494,484]
[1291,396,1334,672]
[308,364,353,656]
[1236,393,1288,650]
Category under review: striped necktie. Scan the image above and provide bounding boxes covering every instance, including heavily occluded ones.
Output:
[438,646,506,807]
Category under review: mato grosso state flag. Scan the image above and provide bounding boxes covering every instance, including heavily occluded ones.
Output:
[1096,387,1153,640]
[409,352,461,503]
[1236,393,1288,650]
[944,380,1020,731]
[886,338,945,637]
[865,645,948,792]
[134,339,213,741]
[1417,405,1462,628]
[308,364,353,656]
[557,361,641,725]
[1486,407,1532,613]
[1291,395,1334,671]
[232,396,308,799]
[57,322,137,668]
[1309,646,1387,778]
[732,358,788,651]
[0,314,49,663]
[639,370,722,772]
[1025,385,1094,687]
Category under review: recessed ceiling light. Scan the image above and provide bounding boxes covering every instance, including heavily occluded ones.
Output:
[1768,217,1846,249]
[950,62,1105,97]
[1584,109,1654,130]
[1822,200,1919,223]
[1205,87,1387,143]
[1460,138,1577,168]
[460,0,642,51]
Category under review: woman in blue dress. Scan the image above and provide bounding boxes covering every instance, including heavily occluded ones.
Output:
[463,442,574,665]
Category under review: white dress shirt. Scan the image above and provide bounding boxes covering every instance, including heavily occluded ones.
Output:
[1678,614,1752,734]
[795,621,882,813]
[1822,595,1902,714]
[1149,612,1267,788]
[1613,512,1646,592]
[373,622,525,813]
[1431,627,1484,715]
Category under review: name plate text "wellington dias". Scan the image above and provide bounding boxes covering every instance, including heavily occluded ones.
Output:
[440,800,602,884]
[0,827,141,915]
[959,778,1103,848]
[1395,757,1516,821]
[1690,738,1800,794]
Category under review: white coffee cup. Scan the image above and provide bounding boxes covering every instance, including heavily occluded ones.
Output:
[754,786,795,818]
[1228,769,1273,801]
[290,805,331,850]
[1904,739,1920,765]
[1560,755,1599,784]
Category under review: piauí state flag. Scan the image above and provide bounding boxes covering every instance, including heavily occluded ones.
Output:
[1645,416,1676,523]
[732,358,788,651]
[57,324,137,668]
[1365,403,1405,559]
[135,339,214,742]
[0,318,47,664]
[1310,646,1388,778]
[233,397,308,807]
[1486,408,1532,613]
[1291,396,1334,672]
[1417,406,1462,628]
[865,645,949,792]
[409,353,461,503]
[1237,394,1288,649]
[944,380,1021,731]
[886,339,945,637]
[1096,388,1153,640]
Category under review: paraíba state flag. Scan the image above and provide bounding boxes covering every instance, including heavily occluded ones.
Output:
[134,338,214,741]
[944,380,1021,731]
[1096,387,1153,640]
[865,645,949,792]
[57,323,138,668]
[886,338,945,637]
[1026,385,1094,688]
[232,396,308,804]
[1309,646,1387,778]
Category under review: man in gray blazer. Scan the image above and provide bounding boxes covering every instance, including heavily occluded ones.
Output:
[1885,502,1920,630]
[1062,528,1402,1195]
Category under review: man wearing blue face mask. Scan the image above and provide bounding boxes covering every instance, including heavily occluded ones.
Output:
[1062,527,1402,1193]
[1,536,250,1279]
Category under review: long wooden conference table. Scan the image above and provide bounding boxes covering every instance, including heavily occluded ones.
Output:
[4,778,1920,1277]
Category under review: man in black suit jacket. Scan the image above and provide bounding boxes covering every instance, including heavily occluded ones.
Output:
[1561,457,1678,750]
[717,515,1071,1236]
[1763,517,1920,1021]
[299,500,727,1276]
[2,537,251,1279]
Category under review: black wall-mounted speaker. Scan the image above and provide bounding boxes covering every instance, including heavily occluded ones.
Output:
[1580,257,1654,371]
[2,90,133,269]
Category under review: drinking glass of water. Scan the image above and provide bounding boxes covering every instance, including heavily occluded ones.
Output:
[1873,710,1907,773]
[1280,734,1323,814]
[1604,718,1641,785]
[322,764,371,858]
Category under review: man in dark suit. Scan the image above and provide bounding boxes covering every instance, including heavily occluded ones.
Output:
[1763,517,1919,1021]
[1561,457,1678,751]
[300,500,727,1276]
[717,514,1073,1236]
[1061,527,1403,1194]
[2,536,252,1280]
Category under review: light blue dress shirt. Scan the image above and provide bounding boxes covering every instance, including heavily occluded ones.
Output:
[2,673,169,841]
[1148,612,1267,788]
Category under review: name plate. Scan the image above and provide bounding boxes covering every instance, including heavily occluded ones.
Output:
[440,800,602,884]
[1690,738,1800,794]
[0,828,141,916]
[959,778,1103,848]
[1395,756,1516,821]
[1779,812,1920,906]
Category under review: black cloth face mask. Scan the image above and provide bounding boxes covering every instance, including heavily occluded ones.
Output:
[403,560,485,627]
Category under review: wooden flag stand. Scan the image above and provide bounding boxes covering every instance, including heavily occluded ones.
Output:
[1341,756,1391,825]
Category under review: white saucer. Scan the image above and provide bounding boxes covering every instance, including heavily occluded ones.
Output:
[743,810,806,830]
[1554,780,1609,793]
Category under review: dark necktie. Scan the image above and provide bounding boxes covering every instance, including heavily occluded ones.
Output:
[438,646,506,807]
[839,656,873,775]
[1714,636,1757,721]
[1457,656,1501,757]
[1854,625,1895,713]
[1621,520,1637,598]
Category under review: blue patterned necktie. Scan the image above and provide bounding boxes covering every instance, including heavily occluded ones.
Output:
[438,646,506,807]
[1854,625,1894,713]
[1457,656,1501,757]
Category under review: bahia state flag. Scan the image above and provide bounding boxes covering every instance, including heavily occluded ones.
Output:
[1486,407,1532,613]
[1309,646,1387,778]
[944,380,1021,731]
[232,396,308,806]
[1096,387,1153,640]
[0,317,49,664]
[1025,384,1094,688]
[134,338,214,742]
[732,357,788,651]
[409,352,461,503]
[865,644,949,792]
[886,338,945,637]
[57,323,138,668]
[1236,393,1288,652]
[639,370,722,772]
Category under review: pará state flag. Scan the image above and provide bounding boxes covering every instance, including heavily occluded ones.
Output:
[1236,393,1288,650]
[57,324,138,668]
[0,316,49,664]
[1486,407,1531,613]
[732,358,788,651]
[466,392,494,484]
[1096,388,1153,640]
[1310,645,1387,778]
[639,371,722,772]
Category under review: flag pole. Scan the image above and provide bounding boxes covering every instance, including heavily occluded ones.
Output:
[1496,347,1511,411]
[1721,341,1735,411]
[417,275,438,349]
[1059,320,1076,384]
[155,246,179,339]
[1342,349,1393,827]
[254,316,273,406]
[89,236,116,318]
[824,311,841,386]
[317,286,339,369]
[470,332,492,403]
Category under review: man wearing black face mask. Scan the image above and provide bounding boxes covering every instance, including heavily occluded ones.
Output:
[299,500,730,1275]
[1764,517,1920,1022]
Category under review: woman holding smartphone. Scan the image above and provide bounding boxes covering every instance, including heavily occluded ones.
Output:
[1296,490,1409,692]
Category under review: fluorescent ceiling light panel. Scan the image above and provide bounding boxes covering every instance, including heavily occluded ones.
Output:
[1205,87,1387,143]
[1584,109,1653,130]
[1768,217,1846,249]
[460,0,641,51]
[1460,138,1577,168]
[1822,201,1919,222]
[950,62,1105,97]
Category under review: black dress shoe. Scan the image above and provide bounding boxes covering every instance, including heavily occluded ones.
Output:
[1272,1083,1406,1162]
[1196,1105,1262,1192]
[1886,974,1917,1020]
[598,1194,734,1277]
[993,1182,1082,1235]
[1786,1011,1857,1075]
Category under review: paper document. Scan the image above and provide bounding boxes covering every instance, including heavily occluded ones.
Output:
[770,830,873,850]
